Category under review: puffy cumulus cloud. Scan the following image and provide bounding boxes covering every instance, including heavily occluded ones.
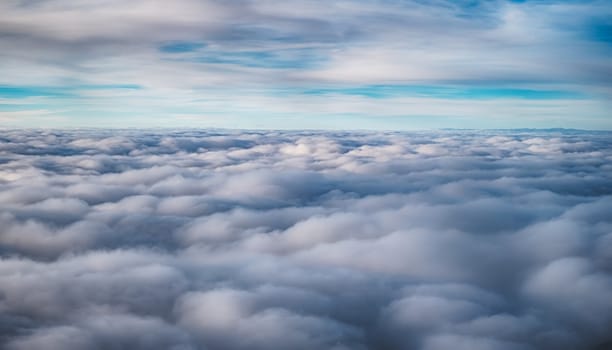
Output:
[0,129,611,349]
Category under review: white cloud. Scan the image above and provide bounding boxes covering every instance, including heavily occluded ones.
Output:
[0,129,611,349]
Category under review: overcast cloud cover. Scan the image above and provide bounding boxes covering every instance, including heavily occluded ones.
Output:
[1,129,611,349]
[1,0,612,129]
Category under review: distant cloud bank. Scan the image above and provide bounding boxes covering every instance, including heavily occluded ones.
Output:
[1,129,611,349]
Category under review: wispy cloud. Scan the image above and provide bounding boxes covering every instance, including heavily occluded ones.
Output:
[0,0,610,128]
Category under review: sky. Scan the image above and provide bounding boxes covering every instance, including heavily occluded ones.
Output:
[0,0,611,129]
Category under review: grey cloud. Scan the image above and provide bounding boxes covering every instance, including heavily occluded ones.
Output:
[0,129,611,349]
[6,313,194,350]
[1,0,611,88]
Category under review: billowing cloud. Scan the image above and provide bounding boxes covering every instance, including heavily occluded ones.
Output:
[1,129,611,349]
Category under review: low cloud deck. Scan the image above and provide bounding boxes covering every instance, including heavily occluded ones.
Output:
[0,129,611,349]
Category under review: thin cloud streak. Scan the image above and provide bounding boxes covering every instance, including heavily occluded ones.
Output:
[0,0,610,128]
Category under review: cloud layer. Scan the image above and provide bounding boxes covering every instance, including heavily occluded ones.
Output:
[1,0,611,128]
[1,129,612,349]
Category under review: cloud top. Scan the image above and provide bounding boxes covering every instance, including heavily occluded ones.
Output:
[1,129,611,349]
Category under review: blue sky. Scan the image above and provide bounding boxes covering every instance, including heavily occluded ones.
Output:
[0,0,611,129]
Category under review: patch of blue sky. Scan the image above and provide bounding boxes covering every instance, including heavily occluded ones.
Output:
[0,84,141,99]
[187,48,324,69]
[159,41,207,53]
[292,85,585,100]
[588,21,612,44]
[0,86,74,99]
